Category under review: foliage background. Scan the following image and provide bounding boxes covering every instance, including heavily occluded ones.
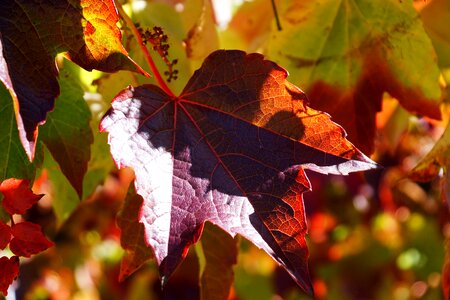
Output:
[1,0,449,299]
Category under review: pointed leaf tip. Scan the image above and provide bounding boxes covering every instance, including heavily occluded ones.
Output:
[0,179,43,215]
[101,49,380,293]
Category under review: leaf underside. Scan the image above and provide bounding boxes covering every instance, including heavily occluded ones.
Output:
[101,49,378,295]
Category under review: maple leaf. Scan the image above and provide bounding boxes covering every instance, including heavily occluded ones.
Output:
[9,221,54,258]
[100,50,378,294]
[0,220,11,249]
[0,256,19,296]
[0,178,43,215]
[0,0,147,160]
[265,0,442,154]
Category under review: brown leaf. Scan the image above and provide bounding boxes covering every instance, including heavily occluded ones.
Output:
[117,185,153,281]
[200,223,238,300]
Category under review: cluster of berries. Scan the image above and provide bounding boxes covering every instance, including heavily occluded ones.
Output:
[136,24,179,82]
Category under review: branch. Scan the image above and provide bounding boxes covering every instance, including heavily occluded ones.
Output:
[271,0,282,31]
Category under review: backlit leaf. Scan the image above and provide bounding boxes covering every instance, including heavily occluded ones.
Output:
[184,0,219,63]
[0,220,11,249]
[266,0,442,154]
[0,256,19,296]
[420,0,450,68]
[410,122,450,182]
[225,0,273,52]
[40,63,93,198]
[94,2,191,96]
[410,121,450,204]
[0,85,39,181]
[9,221,54,257]
[101,50,378,294]
[0,178,43,215]
[42,147,80,224]
[0,0,146,160]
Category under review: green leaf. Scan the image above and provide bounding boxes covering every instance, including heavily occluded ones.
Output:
[420,0,450,68]
[410,120,450,204]
[183,0,220,68]
[265,0,442,154]
[0,84,40,181]
[40,61,93,198]
[200,223,238,300]
[43,147,79,224]
[82,128,114,200]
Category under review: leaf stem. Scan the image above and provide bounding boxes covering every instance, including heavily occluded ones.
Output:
[271,0,282,31]
[114,1,175,97]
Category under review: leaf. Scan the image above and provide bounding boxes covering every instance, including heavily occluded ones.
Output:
[265,0,442,154]
[117,184,153,281]
[9,221,54,257]
[82,128,115,200]
[0,178,43,215]
[184,0,220,62]
[0,256,19,296]
[420,0,450,68]
[95,2,191,96]
[101,49,378,294]
[0,220,11,250]
[0,84,39,181]
[410,121,450,204]
[200,223,238,300]
[225,0,273,51]
[40,63,93,198]
[0,0,146,160]
[42,147,80,224]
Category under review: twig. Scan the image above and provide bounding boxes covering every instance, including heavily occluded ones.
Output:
[271,0,282,31]
[114,0,175,97]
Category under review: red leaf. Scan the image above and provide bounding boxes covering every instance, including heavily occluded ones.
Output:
[100,50,378,295]
[117,186,154,281]
[0,178,43,215]
[0,256,19,296]
[0,220,11,249]
[10,222,54,257]
[0,0,147,160]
